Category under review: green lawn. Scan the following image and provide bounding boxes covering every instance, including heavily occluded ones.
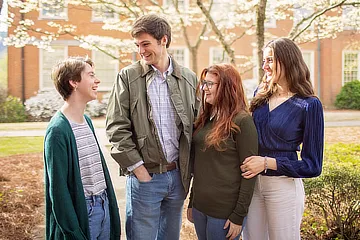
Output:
[0,136,44,157]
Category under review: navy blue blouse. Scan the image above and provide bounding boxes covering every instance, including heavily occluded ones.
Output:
[253,95,324,178]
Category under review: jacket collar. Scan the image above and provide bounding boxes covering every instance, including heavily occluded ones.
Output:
[140,56,182,79]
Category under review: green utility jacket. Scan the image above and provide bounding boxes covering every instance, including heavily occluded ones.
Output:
[106,58,198,194]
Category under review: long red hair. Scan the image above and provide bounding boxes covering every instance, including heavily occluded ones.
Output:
[194,63,248,151]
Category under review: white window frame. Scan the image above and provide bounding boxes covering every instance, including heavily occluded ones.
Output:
[39,0,68,20]
[342,51,360,86]
[209,47,230,66]
[92,50,119,91]
[91,4,118,22]
[168,46,189,68]
[301,50,315,86]
[39,45,68,90]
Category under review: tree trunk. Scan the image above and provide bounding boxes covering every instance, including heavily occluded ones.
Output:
[190,47,198,76]
[197,0,236,66]
[256,0,267,83]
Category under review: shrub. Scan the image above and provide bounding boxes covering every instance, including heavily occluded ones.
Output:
[85,99,107,118]
[335,80,360,109]
[25,89,63,121]
[302,144,360,240]
[0,96,27,123]
[25,89,107,121]
[0,86,7,103]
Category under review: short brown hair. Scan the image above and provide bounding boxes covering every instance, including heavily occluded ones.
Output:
[131,14,172,48]
[51,56,94,100]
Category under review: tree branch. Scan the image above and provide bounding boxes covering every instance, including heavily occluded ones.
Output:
[196,0,235,65]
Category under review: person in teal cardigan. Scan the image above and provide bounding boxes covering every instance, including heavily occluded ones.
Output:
[44,56,121,239]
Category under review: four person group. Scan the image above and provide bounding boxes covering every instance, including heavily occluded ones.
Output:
[44,13,324,240]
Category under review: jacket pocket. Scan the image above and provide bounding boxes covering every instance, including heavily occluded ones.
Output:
[130,98,138,116]
[137,136,158,165]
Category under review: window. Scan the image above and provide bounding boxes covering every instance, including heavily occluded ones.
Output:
[40,45,68,89]
[92,50,118,90]
[92,4,117,21]
[39,0,67,19]
[163,0,188,11]
[168,47,189,68]
[210,47,230,65]
[302,50,315,86]
[343,52,359,85]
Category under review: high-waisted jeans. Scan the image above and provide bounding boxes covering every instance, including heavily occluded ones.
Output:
[85,190,110,240]
[243,175,305,240]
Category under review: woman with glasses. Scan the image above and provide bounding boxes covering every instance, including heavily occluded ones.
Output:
[241,38,324,240]
[187,63,258,240]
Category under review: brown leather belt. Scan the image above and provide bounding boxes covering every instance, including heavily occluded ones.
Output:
[143,161,178,173]
[166,161,177,171]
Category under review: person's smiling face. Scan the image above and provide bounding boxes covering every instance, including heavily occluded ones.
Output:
[134,32,167,68]
[201,73,219,105]
[262,47,276,82]
[75,64,100,103]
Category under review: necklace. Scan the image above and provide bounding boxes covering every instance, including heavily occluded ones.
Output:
[269,91,294,111]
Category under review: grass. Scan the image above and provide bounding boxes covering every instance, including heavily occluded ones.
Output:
[0,136,44,157]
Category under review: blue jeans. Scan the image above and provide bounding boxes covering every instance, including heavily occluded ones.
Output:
[193,207,245,240]
[125,169,186,240]
[85,191,110,240]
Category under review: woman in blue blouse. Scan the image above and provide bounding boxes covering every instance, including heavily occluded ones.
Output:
[241,38,324,240]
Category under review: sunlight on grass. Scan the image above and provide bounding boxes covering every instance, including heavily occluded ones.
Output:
[0,136,44,157]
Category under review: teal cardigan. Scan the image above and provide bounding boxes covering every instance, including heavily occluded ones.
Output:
[44,111,121,240]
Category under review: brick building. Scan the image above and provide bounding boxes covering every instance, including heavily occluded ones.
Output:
[7,1,360,108]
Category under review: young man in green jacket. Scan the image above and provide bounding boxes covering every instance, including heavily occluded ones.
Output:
[106,14,198,240]
[44,56,121,239]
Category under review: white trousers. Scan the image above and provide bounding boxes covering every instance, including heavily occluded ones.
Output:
[243,175,305,240]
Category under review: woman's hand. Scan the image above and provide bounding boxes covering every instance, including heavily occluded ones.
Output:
[240,156,265,179]
[187,208,194,223]
[224,219,242,240]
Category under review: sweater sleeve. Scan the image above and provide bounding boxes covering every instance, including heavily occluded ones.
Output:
[44,127,88,239]
[229,115,258,225]
[275,98,324,178]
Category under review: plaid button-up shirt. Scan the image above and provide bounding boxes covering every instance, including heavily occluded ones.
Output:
[127,58,180,171]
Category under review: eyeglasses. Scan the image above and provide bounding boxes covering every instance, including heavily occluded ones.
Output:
[200,80,218,90]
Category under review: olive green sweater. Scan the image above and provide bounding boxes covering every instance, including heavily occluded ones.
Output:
[189,113,258,225]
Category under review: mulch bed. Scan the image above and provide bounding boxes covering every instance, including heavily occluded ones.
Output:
[0,153,44,240]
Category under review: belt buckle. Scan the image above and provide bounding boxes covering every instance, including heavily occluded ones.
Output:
[167,161,178,171]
